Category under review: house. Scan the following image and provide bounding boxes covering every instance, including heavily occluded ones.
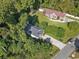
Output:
[39,8,76,22]
[43,9,66,21]
[25,24,43,39]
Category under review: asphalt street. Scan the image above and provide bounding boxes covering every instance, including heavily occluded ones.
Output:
[53,42,76,59]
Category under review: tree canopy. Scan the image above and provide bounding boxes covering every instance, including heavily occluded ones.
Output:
[0,0,79,59]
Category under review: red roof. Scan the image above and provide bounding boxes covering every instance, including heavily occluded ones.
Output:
[44,9,65,17]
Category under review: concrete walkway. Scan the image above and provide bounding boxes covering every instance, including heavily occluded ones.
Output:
[42,35,66,50]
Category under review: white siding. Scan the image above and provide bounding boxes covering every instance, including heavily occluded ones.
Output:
[50,13,57,19]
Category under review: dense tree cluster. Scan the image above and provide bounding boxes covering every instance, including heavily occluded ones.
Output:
[41,0,79,16]
[0,0,59,59]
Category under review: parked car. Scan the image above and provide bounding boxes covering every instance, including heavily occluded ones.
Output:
[44,37,51,43]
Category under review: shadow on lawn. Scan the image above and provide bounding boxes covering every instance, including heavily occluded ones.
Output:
[27,15,39,26]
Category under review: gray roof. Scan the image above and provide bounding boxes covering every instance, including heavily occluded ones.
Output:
[25,24,43,39]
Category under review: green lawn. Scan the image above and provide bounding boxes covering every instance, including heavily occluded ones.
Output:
[35,11,79,43]
[35,12,68,29]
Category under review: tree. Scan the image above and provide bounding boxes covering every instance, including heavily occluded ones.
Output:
[14,0,32,12]
[33,0,40,10]
[8,41,22,54]
[0,0,60,59]
[17,13,28,29]
[0,0,17,23]
[0,39,6,57]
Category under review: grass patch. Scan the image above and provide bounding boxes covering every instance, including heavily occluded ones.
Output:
[35,11,79,43]
[35,12,67,29]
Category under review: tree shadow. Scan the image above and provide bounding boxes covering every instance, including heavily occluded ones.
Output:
[0,23,9,29]
[27,15,39,26]
[33,0,40,10]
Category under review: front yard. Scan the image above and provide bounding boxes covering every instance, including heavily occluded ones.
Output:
[35,11,79,43]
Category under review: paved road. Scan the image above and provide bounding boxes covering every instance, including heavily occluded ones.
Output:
[53,42,76,59]
[42,34,76,59]
[42,34,77,59]
[42,35,66,50]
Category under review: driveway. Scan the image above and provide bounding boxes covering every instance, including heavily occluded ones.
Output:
[53,41,76,59]
[66,14,79,20]
[42,34,66,50]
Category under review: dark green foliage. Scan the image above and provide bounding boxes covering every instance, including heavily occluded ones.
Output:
[33,0,40,10]
[1,0,79,59]
[27,15,39,26]
[0,0,18,23]
[0,39,6,57]
[0,0,59,59]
